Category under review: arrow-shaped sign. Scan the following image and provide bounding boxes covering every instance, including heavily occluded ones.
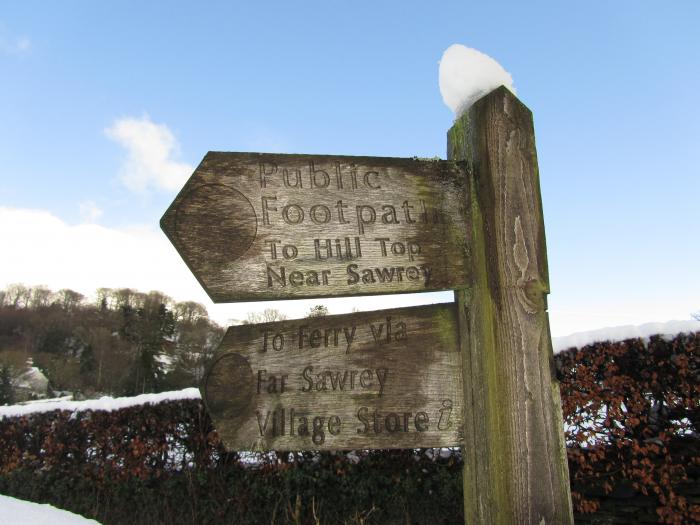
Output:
[202,303,463,451]
[161,152,470,302]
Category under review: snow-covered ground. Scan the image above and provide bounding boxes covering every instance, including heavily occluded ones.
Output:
[0,495,101,525]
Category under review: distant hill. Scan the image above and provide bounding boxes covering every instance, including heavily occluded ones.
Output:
[552,319,700,352]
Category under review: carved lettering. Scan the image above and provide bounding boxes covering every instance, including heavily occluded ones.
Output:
[346,264,431,286]
[262,330,285,352]
[256,161,386,192]
[259,162,277,188]
[283,168,302,188]
[256,370,289,394]
[314,237,362,261]
[301,366,387,395]
[199,303,463,451]
[282,204,304,225]
[363,171,381,189]
[261,196,277,226]
[312,416,326,444]
[310,204,331,224]
[335,200,349,223]
[267,266,331,288]
[356,205,376,234]
[257,197,446,238]
[256,410,272,435]
[356,407,430,434]
[309,161,330,189]
[438,399,453,430]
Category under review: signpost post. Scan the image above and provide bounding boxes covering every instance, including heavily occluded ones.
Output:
[161,87,573,524]
[448,87,573,523]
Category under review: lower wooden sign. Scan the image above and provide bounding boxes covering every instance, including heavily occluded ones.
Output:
[202,303,464,451]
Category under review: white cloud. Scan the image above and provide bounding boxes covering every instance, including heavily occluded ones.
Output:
[0,206,205,306]
[439,44,515,117]
[78,200,102,223]
[105,115,192,193]
[0,206,454,326]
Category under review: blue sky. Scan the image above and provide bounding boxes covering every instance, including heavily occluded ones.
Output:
[1,1,699,335]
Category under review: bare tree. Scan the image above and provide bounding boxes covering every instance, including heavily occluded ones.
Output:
[113,288,137,309]
[5,284,30,308]
[55,289,84,311]
[30,286,52,308]
[174,301,208,324]
[245,308,288,324]
[143,291,173,314]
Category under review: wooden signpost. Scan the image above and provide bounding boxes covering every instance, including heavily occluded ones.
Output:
[203,304,463,451]
[448,87,573,523]
[160,153,470,302]
[161,87,573,523]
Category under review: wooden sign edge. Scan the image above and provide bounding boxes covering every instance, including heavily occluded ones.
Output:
[200,302,465,452]
[160,152,471,304]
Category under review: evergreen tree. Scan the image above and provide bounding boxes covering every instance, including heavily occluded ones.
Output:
[0,364,15,405]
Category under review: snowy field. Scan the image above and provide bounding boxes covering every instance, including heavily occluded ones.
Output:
[0,495,101,525]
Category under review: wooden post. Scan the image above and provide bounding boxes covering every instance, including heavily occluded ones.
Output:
[448,86,573,524]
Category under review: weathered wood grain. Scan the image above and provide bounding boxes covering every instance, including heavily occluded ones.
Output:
[161,153,470,302]
[201,303,464,451]
[447,86,573,524]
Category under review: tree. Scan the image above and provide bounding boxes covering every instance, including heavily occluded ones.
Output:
[307,305,329,318]
[167,302,222,388]
[0,364,16,405]
[0,283,226,395]
[120,295,176,395]
[174,301,208,324]
[29,286,52,308]
[4,283,30,308]
[82,326,130,394]
[245,308,287,324]
[55,289,84,311]
[114,288,139,310]
[164,316,223,390]
[95,288,113,310]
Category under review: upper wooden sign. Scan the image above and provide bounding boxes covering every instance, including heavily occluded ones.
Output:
[161,152,469,302]
[202,303,464,451]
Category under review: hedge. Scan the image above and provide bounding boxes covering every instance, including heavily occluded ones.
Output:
[557,332,699,523]
[0,331,698,524]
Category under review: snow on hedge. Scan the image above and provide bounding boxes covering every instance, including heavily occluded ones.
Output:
[0,494,102,524]
[0,387,201,420]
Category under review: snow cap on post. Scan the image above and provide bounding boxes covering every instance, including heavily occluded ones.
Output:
[439,44,516,118]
